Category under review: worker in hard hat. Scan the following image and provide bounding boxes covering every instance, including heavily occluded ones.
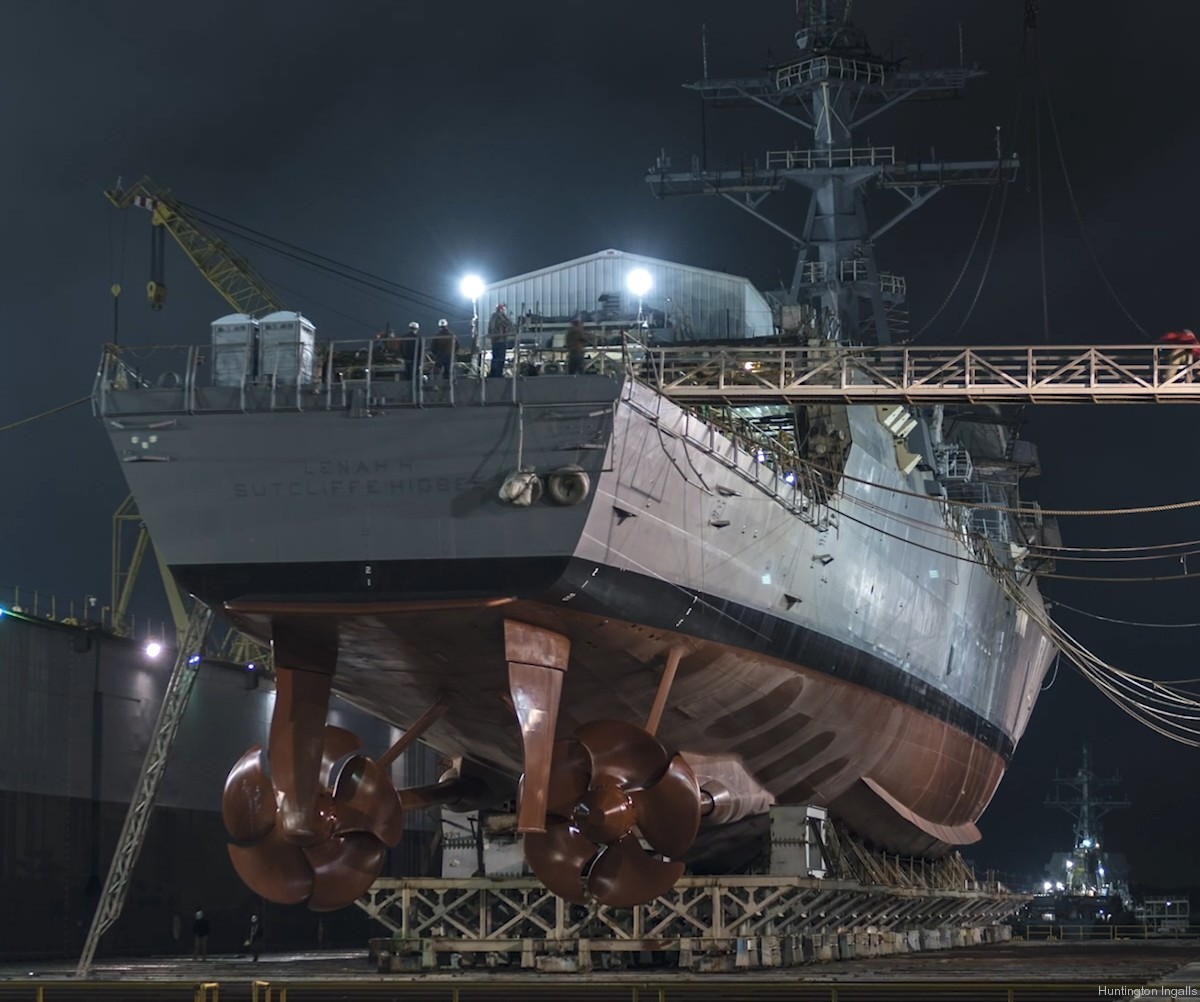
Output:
[402,321,421,376]
[1161,329,1200,383]
[432,319,456,381]
[488,303,514,378]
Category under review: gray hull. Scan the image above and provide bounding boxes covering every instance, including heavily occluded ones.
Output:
[98,370,1055,855]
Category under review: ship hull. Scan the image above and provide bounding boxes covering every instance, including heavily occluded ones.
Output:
[99,370,1055,858]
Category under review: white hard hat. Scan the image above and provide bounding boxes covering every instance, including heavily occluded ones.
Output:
[438,319,449,328]
[195,911,203,919]
[408,321,419,330]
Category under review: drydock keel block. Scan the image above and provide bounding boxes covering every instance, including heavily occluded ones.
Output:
[361,873,1020,973]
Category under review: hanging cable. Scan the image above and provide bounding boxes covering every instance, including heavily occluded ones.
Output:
[1040,652,1059,691]
[1041,69,1150,339]
[1049,600,1200,630]
[1032,48,1051,341]
[907,19,1032,345]
[0,397,90,433]
[804,454,1200,518]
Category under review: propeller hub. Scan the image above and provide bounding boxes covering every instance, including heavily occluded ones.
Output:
[572,783,635,844]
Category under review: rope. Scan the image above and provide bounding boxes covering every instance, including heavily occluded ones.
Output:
[832,481,1200,580]
[906,168,999,343]
[906,11,1029,346]
[806,455,1200,518]
[1033,59,1051,342]
[950,164,1011,341]
[0,396,90,433]
[1042,67,1150,339]
[1050,599,1200,630]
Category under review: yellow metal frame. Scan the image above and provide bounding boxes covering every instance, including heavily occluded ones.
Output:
[104,176,282,317]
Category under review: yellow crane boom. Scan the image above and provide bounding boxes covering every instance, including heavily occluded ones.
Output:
[104,176,283,316]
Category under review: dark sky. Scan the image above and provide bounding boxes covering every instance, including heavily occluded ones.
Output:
[3,0,1199,887]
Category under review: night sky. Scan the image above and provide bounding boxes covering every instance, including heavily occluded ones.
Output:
[3,1,1198,888]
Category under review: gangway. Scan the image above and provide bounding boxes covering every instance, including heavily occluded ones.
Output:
[642,342,1200,405]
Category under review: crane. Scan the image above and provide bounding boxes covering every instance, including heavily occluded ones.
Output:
[104,176,283,316]
[104,177,275,668]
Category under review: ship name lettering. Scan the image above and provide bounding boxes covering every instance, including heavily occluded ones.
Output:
[233,476,473,499]
[302,459,412,476]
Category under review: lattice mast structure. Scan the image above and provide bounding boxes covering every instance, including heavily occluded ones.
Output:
[1045,744,1131,895]
[647,0,1016,345]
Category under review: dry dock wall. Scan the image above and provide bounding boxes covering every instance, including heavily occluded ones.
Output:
[0,612,437,960]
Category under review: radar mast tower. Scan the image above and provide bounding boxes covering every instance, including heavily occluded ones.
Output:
[647,0,1017,345]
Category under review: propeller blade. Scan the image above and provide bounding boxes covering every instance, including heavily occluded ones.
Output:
[305,832,387,912]
[576,720,670,790]
[228,827,314,906]
[330,755,405,847]
[630,754,701,858]
[222,745,276,844]
[545,739,591,818]
[586,835,685,909]
[321,725,364,787]
[523,822,596,905]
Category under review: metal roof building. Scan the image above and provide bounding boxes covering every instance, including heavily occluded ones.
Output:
[481,249,775,341]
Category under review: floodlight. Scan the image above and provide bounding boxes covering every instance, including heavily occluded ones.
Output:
[144,641,163,658]
[626,268,652,297]
[460,274,485,300]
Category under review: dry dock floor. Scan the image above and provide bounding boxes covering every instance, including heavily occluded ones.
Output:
[2,942,1199,1001]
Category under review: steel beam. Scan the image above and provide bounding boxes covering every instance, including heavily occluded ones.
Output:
[76,599,215,976]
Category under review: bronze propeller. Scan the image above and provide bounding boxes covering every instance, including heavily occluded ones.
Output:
[222,725,405,911]
[523,719,701,908]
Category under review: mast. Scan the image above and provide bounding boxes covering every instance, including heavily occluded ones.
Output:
[1045,744,1131,894]
[646,0,1017,345]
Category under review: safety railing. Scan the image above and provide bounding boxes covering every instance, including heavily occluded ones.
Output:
[775,54,886,89]
[93,335,639,417]
[95,340,1200,414]
[0,583,168,641]
[797,260,907,297]
[1021,923,1200,941]
[765,145,896,170]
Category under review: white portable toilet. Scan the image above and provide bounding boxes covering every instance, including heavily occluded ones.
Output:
[210,313,258,386]
[258,311,316,384]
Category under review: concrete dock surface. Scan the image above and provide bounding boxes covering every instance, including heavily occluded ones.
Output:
[0,941,1197,1001]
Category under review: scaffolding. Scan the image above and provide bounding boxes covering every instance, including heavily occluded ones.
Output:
[360,823,1024,972]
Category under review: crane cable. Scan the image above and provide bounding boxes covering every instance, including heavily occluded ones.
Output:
[182,201,461,316]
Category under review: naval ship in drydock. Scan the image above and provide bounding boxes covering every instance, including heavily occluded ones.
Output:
[94,1,1058,911]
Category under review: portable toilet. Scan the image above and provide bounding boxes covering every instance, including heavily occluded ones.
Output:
[210,313,258,386]
[258,310,316,384]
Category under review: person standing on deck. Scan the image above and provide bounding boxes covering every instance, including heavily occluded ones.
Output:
[433,319,456,380]
[488,303,514,378]
[402,321,421,376]
[566,319,590,375]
